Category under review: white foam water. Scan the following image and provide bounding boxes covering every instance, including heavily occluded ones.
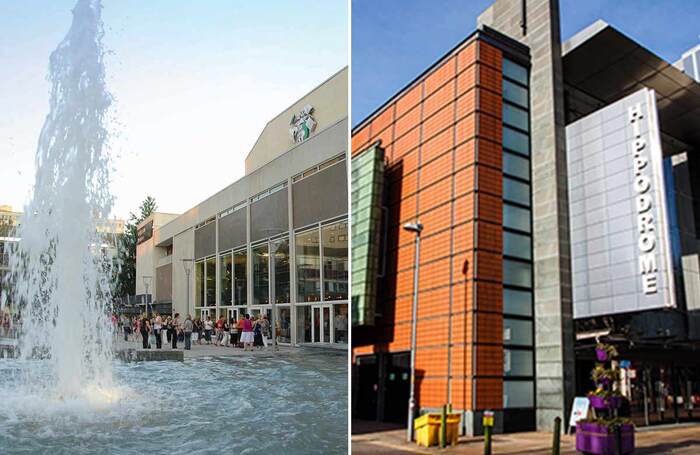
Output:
[4,0,116,401]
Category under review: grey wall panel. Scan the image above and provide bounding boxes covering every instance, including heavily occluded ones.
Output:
[250,188,289,242]
[194,222,216,259]
[293,161,348,228]
[218,208,247,251]
[566,88,676,319]
[156,263,173,302]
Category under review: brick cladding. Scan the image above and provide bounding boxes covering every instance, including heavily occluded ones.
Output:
[352,39,506,411]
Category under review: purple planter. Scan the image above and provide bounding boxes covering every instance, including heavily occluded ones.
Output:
[576,422,635,455]
[595,348,608,362]
[588,395,622,410]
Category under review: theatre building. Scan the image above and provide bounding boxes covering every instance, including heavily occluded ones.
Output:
[136,68,349,347]
[351,0,700,435]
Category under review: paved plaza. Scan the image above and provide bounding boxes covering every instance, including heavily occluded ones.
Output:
[352,420,700,454]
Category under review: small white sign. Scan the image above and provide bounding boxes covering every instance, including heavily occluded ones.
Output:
[569,397,590,429]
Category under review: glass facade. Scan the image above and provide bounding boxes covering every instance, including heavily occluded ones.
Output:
[322,222,348,300]
[501,57,534,410]
[234,250,247,306]
[252,243,269,305]
[205,257,216,306]
[296,229,321,302]
[220,253,232,306]
[272,238,290,304]
[195,261,204,307]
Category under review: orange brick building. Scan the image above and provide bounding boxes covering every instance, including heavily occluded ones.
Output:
[351,27,534,435]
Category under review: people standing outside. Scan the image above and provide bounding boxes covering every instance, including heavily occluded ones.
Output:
[140,315,150,349]
[153,314,163,349]
[171,313,181,349]
[183,314,193,350]
[194,317,203,345]
[122,315,132,342]
[240,314,254,351]
[165,316,172,344]
[259,314,271,350]
[230,317,239,348]
[237,317,246,348]
[253,315,264,350]
[214,315,224,346]
[203,316,213,345]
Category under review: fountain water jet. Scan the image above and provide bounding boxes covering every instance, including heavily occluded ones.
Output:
[4,0,116,400]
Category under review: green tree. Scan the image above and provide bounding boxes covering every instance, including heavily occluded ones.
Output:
[114,196,156,299]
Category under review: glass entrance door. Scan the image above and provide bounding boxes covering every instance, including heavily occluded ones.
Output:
[311,305,332,343]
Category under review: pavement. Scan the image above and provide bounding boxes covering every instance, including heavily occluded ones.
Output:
[351,420,700,454]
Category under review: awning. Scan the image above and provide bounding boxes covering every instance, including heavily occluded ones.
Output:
[563,20,700,152]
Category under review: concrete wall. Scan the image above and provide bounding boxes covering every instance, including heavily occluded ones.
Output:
[245,67,348,174]
[478,0,576,432]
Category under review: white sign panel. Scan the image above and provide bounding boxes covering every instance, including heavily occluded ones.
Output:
[566,88,676,319]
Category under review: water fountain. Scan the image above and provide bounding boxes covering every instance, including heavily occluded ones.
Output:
[0,2,347,452]
[6,0,115,400]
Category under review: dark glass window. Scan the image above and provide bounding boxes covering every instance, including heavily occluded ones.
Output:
[503,203,531,233]
[205,257,216,306]
[220,253,232,306]
[503,151,530,181]
[503,259,531,288]
[504,317,533,346]
[503,103,529,131]
[503,288,533,316]
[234,250,247,306]
[503,79,528,108]
[504,349,534,376]
[504,231,531,260]
[322,222,348,300]
[252,244,269,305]
[503,177,530,207]
[503,126,529,156]
[503,59,528,85]
[272,238,290,304]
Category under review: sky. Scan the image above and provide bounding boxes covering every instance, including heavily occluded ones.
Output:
[352,0,700,126]
[0,0,347,220]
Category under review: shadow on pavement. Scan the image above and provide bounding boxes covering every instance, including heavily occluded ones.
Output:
[352,419,404,435]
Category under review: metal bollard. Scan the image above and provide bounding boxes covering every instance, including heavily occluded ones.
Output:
[552,416,561,455]
[483,410,494,455]
[440,405,447,448]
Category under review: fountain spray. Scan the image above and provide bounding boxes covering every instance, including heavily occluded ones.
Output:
[7,0,116,399]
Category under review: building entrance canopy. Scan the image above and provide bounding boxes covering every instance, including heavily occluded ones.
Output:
[563,20,700,154]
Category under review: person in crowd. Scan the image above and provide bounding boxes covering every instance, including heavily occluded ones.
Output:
[171,313,181,349]
[334,308,348,343]
[230,317,239,348]
[153,313,162,349]
[240,314,254,351]
[214,315,224,346]
[221,317,230,347]
[259,314,271,349]
[122,314,132,342]
[140,315,150,349]
[253,315,264,349]
[237,317,246,348]
[194,317,203,345]
[183,314,193,350]
[135,316,142,345]
[203,315,213,345]
[165,316,172,344]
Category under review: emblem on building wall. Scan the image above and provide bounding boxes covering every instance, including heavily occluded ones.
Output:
[289,104,317,143]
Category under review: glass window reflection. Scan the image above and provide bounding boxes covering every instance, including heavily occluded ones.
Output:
[296,229,321,302]
[322,222,348,301]
[252,244,269,305]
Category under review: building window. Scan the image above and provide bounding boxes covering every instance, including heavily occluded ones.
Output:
[504,349,534,377]
[205,256,216,306]
[234,249,247,306]
[503,151,530,181]
[503,59,528,85]
[195,261,204,307]
[502,56,533,411]
[322,221,348,300]
[503,103,529,132]
[504,318,533,346]
[503,231,532,260]
[503,259,531,288]
[272,237,290,304]
[296,229,321,302]
[503,79,528,108]
[252,244,269,305]
[503,126,529,156]
[503,177,530,207]
[333,303,348,344]
[503,288,532,317]
[503,203,531,233]
[503,380,534,408]
[220,253,232,306]
[277,306,292,343]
